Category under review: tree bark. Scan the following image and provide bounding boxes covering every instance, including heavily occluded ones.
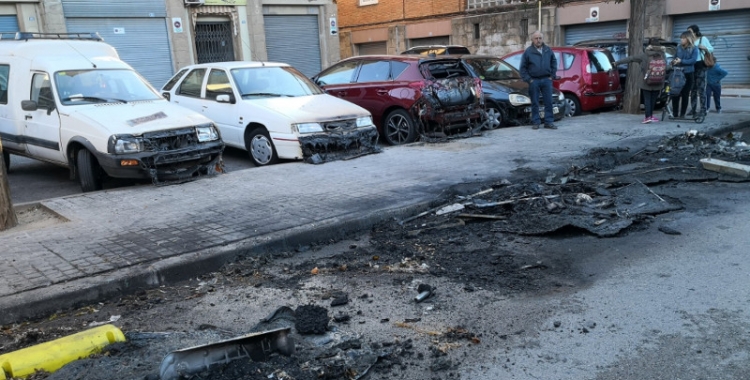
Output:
[0,142,17,231]
[622,0,646,114]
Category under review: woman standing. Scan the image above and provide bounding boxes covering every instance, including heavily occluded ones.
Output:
[613,39,667,124]
[671,31,698,119]
[687,25,714,117]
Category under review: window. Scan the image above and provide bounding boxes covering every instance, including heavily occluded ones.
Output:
[391,61,409,79]
[0,64,8,104]
[206,69,232,100]
[315,61,359,86]
[503,54,522,70]
[356,60,390,83]
[562,53,575,70]
[177,69,206,98]
[31,73,54,110]
[474,24,480,40]
[163,69,188,91]
[587,51,613,73]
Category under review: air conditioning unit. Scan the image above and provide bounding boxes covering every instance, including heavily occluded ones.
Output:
[184,0,205,6]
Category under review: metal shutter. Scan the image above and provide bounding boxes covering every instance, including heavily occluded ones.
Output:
[264,15,322,78]
[673,10,750,85]
[0,15,19,32]
[62,0,167,17]
[564,21,627,46]
[65,18,174,88]
[357,42,387,56]
[408,36,449,48]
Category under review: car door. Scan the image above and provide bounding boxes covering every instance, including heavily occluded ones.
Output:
[200,68,242,147]
[24,72,65,163]
[349,59,400,127]
[314,59,360,102]
[0,64,24,154]
[586,49,620,103]
[170,68,207,121]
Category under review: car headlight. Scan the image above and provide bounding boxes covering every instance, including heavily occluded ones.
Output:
[196,124,220,142]
[113,137,143,154]
[356,116,373,128]
[509,93,532,106]
[294,122,324,134]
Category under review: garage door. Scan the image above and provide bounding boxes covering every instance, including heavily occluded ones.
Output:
[673,10,750,85]
[0,15,19,32]
[564,21,627,46]
[357,42,387,56]
[61,0,173,88]
[408,36,449,49]
[264,15,321,78]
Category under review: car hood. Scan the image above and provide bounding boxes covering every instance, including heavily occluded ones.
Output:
[245,93,370,121]
[65,100,213,134]
[482,79,562,98]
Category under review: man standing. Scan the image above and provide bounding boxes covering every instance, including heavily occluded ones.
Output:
[520,30,558,130]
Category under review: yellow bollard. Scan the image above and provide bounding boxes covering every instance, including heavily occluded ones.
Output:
[0,324,126,379]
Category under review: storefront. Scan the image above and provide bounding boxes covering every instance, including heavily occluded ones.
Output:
[263,6,323,77]
[563,20,627,46]
[61,0,174,88]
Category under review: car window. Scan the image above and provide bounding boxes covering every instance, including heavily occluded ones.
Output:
[503,53,522,70]
[554,52,563,70]
[587,51,613,73]
[464,58,520,80]
[609,45,628,63]
[163,68,188,91]
[391,61,410,79]
[315,61,359,86]
[31,73,54,109]
[448,47,471,54]
[356,60,390,83]
[206,69,232,100]
[55,69,161,105]
[562,53,575,70]
[177,69,205,98]
[231,66,322,98]
[0,64,8,104]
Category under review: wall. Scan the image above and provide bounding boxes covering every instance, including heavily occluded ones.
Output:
[666,0,746,14]
[453,7,555,56]
[165,0,193,71]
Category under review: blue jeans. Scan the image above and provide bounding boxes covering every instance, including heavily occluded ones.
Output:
[528,78,554,125]
[706,82,721,111]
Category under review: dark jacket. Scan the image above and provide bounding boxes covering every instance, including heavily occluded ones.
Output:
[675,44,698,74]
[706,63,728,85]
[614,48,667,91]
[519,44,557,83]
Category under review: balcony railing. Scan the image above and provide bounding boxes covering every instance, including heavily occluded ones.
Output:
[467,0,529,10]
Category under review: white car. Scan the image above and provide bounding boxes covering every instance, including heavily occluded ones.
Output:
[161,62,379,166]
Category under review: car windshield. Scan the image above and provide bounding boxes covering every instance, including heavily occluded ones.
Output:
[55,69,161,105]
[231,66,323,98]
[464,58,520,81]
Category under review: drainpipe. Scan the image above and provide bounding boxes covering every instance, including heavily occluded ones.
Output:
[538,1,542,33]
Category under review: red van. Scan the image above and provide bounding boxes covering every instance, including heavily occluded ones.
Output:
[502,47,622,116]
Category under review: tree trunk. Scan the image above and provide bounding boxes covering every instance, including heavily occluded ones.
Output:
[0,142,17,231]
[622,0,646,114]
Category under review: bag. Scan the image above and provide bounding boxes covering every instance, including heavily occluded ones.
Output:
[669,67,686,95]
[703,51,716,68]
[644,56,667,85]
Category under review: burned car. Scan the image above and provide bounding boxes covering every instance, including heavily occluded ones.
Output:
[312,55,484,144]
[161,62,379,166]
[458,55,565,128]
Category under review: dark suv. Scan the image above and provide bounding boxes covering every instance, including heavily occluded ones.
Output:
[401,45,471,56]
[312,55,484,145]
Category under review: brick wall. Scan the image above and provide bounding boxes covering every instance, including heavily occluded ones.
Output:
[339,0,464,28]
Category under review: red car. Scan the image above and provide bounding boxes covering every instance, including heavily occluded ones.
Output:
[502,46,622,116]
[312,55,484,145]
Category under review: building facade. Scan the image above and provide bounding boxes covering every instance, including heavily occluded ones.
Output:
[338,0,749,86]
[0,0,340,87]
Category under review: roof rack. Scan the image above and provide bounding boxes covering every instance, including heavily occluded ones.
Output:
[0,32,103,41]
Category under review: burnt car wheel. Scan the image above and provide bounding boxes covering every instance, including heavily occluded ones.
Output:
[2,150,9,173]
[383,109,416,145]
[564,94,581,116]
[484,102,505,130]
[76,149,103,192]
[245,128,278,166]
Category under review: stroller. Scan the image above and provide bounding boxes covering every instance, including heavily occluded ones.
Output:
[660,65,705,124]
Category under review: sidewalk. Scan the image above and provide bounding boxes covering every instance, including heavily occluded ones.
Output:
[2,110,750,325]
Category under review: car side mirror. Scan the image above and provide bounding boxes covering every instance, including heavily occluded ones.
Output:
[216,94,235,104]
[21,100,38,111]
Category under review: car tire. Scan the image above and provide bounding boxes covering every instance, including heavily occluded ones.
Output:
[564,94,582,116]
[484,102,505,130]
[245,128,278,166]
[383,109,416,145]
[2,150,9,173]
[77,149,103,192]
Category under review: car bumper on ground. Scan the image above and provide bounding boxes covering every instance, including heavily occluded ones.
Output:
[297,126,381,164]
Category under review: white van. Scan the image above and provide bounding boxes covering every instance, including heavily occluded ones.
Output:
[0,33,224,192]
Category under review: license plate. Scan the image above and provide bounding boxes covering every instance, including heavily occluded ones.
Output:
[605,95,616,103]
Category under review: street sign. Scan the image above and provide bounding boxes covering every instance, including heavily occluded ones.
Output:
[330,16,338,36]
[586,7,599,23]
[172,18,183,33]
[709,0,720,11]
